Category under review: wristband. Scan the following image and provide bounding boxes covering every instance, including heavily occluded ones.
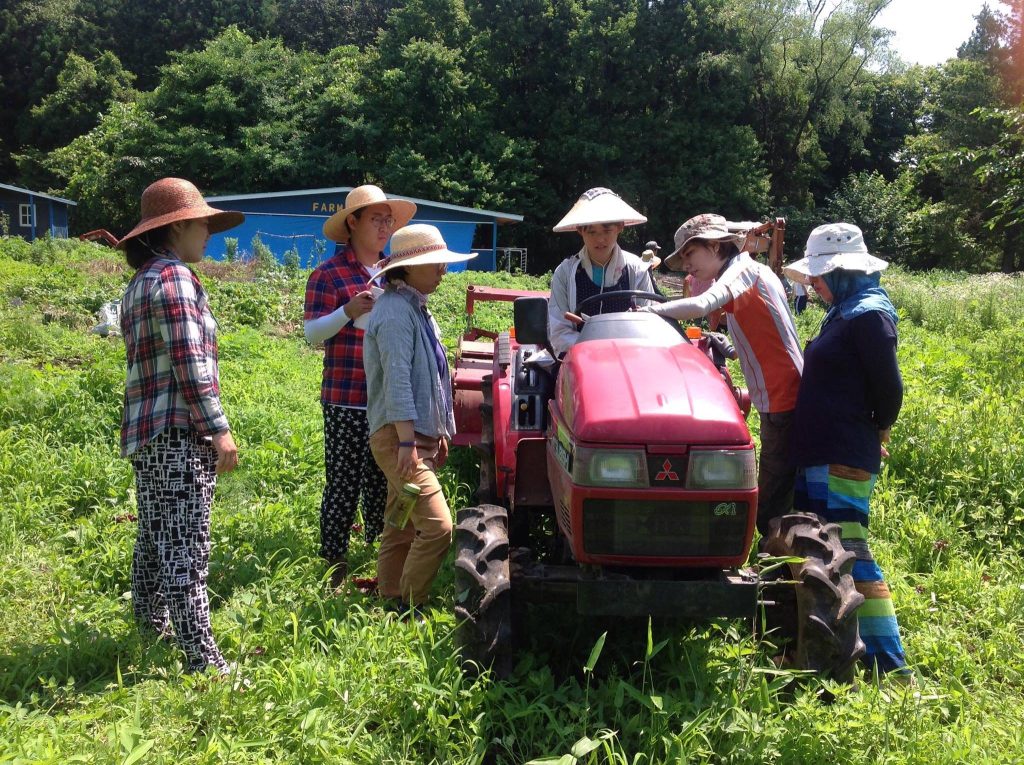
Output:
[398,441,416,448]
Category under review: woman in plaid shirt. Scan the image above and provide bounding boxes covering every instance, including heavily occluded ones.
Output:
[304,185,416,589]
[118,178,243,676]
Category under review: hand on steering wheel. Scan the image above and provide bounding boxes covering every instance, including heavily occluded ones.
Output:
[572,289,685,338]
[573,289,670,316]
[564,310,585,326]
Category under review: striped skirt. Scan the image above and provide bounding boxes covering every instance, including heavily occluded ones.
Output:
[794,464,908,675]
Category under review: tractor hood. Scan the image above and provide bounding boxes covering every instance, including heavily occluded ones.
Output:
[558,338,750,446]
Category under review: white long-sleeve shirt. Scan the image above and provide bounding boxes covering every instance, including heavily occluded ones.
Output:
[547,245,654,356]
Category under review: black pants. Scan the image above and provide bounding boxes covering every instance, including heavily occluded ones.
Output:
[757,410,796,537]
[131,428,227,674]
[320,404,387,560]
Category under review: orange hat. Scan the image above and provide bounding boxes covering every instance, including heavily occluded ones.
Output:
[118,178,243,249]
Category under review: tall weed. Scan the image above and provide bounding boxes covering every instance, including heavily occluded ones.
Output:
[1,240,1023,763]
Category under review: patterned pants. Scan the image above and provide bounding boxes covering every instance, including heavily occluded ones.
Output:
[131,428,228,674]
[320,404,387,560]
[794,464,908,674]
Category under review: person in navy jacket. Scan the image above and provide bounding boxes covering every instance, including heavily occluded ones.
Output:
[784,223,910,678]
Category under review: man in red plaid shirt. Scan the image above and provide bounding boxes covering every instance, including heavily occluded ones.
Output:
[305,185,416,589]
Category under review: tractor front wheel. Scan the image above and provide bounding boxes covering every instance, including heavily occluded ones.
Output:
[454,504,514,677]
[758,512,866,682]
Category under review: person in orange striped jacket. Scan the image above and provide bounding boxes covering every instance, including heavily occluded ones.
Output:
[641,213,803,535]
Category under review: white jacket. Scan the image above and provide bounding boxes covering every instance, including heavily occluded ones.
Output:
[547,245,655,356]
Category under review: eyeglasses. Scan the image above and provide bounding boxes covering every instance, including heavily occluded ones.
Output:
[367,214,396,230]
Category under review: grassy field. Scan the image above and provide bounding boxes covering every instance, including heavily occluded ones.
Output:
[1,237,1022,764]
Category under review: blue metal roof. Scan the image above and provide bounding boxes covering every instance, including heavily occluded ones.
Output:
[205,186,523,224]
[0,183,77,206]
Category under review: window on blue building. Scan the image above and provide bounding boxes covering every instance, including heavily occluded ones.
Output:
[19,204,34,228]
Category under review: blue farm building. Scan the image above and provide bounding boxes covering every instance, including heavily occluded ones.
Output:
[0,183,76,241]
[203,187,523,272]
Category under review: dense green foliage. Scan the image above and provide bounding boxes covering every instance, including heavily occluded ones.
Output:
[1,238,1023,763]
[4,0,1024,272]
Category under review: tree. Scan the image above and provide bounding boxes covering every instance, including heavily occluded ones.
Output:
[138,27,330,191]
[856,68,926,181]
[467,0,769,268]
[0,0,95,180]
[997,0,1024,102]
[275,0,401,52]
[14,51,135,189]
[899,59,1005,270]
[734,0,893,207]
[958,2,1008,70]
[75,0,277,89]
[44,101,167,234]
[970,106,1024,271]
[41,28,337,233]
[825,171,915,261]
[354,0,539,221]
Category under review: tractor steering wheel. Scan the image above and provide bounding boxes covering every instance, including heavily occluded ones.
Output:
[572,289,685,338]
[574,289,670,315]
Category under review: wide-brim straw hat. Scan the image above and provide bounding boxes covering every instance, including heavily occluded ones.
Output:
[784,222,889,285]
[117,177,243,248]
[640,249,662,270]
[372,224,476,279]
[323,184,417,243]
[663,213,744,270]
[553,187,647,232]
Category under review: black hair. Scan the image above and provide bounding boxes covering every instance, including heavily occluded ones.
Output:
[124,225,172,269]
[382,266,408,284]
[714,240,740,260]
[343,207,364,237]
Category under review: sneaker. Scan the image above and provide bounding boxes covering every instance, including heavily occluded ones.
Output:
[326,557,348,591]
[399,602,427,625]
[383,599,427,624]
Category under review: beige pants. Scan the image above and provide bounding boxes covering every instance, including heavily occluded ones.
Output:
[369,425,453,604]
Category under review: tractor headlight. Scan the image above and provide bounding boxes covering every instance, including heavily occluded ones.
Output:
[573,447,649,488]
[686,449,757,490]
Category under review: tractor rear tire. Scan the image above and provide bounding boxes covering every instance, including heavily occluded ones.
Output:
[758,512,866,682]
[454,504,514,678]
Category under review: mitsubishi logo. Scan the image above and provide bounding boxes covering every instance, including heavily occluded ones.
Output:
[654,459,679,481]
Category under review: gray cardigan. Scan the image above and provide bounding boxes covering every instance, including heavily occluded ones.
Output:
[363,286,455,440]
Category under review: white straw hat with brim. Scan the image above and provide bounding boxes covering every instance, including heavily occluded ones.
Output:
[640,249,662,270]
[372,224,476,280]
[323,184,417,243]
[663,213,744,270]
[118,177,243,248]
[783,223,889,285]
[552,187,647,232]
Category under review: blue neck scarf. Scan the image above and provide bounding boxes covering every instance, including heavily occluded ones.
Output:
[820,270,898,330]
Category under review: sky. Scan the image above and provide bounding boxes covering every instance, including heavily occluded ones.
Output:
[876,0,1008,66]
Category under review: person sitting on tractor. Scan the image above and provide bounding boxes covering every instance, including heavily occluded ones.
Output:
[548,187,655,356]
[640,213,803,536]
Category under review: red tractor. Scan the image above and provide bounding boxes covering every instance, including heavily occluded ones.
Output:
[450,276,864,680]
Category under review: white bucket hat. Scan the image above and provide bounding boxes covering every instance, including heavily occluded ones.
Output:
[323,184,417,243]
[552,187,647,232]
[372,224,476,279]
[663,213,744,270]
[784,223,889,285]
